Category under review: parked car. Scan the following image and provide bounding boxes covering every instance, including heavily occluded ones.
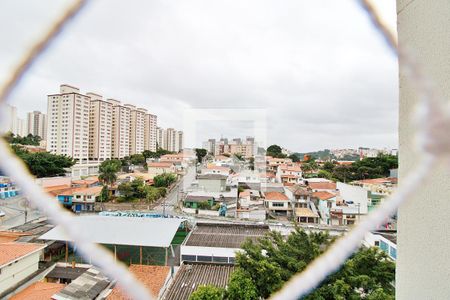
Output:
[0,210,6,217]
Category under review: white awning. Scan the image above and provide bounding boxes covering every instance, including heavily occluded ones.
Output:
[39,215,184,248]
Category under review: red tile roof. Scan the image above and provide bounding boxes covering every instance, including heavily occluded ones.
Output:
[107,265,170,299]
[10,282,65,300]
[355,177,398,185]
[148,162,174,168]
[0,242,45,267]
[264,191,289,201]
[308,182,336,190]
[312,191,336,200]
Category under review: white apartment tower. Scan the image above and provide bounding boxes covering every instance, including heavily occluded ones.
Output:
[126,105,146,155]
[109,99,131,159]
[47,84,90,161]
[144,113,157,152]
[176,131,183,152]
[156,127,164,150]
[27,111,47,140]
[88,93,112,161]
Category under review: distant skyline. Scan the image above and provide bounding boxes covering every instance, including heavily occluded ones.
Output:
[1,0,398,153]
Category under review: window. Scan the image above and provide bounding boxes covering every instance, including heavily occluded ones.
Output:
[272,202,284,207]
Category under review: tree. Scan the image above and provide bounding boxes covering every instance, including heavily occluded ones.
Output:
[189,285,224,300]
[226,269,258,300]
[195,148,207,163]
[288,154,300,162]
[99,185,109,202]
[266,145,282,155]
[98,159,122,187]
[153,173,177,188]
[11,145,75,178]
[117,182,134,201]
[318,169,333,180]
[6,133,42,146]
[232,227,394,299]
[266,144,287,158]
[130,154,145,165]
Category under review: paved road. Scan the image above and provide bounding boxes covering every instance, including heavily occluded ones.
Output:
[0,195,42,230]
[154,166,197,216]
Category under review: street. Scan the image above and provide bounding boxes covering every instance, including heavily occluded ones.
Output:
[0,195,42,230]
[153,166,197,216]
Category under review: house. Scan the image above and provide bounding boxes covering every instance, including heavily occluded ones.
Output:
[197,174,228,192]
[0,242,46,295]
[180,223,269,265]
[306,180,337,193]
[285,185,320,224]
[107,265,170,299]
[0,177,19,199]
[52,267,110,299]
[277,165,302,186]
[9,282,65,300]
[294,207,319,224]
[147,162,176,179]
[201,165,231,176]
[263,191,291,217]
[47,186,102,212]
[364,231,397,260]
[312,191,337,224]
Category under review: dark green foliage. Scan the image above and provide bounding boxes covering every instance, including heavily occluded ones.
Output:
[195,148,208,162]
[99,185,109,202]
[153,173,177,188]
[288,153,300,162]
[130,154,145,165]
[98,159,122,186]
[226,269,258,300]
[118,177,166,202]
[319,154,398,182]
[195,228,394,299]
[266,144,287,158]
[189,285,225,300]
[5,133,41,146]
[11,145,75,178]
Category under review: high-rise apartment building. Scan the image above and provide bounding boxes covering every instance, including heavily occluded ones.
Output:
[88,93,112,161]
[27,111,47,140]
[109,99,131,159]
[127,105,146,155]
[176,131,183,152]
[156,127,164,150]
[144,113,157,152]
[47,84,90,161]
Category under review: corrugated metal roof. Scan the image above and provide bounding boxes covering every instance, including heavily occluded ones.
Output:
[39,216,184,248]
[163,263,234,300]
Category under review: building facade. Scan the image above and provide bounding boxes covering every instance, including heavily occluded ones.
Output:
[144,113,157,152]
[127,105,146,155]
[26,111,47,140]
[47,84,90,162]
[109,99,131,159]
[88,93,112,161]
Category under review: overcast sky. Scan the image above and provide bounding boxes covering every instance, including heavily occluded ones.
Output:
[0,0,398,152]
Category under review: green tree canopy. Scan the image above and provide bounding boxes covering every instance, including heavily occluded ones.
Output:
[189,285,224,300]
[98,159,122,186]
[195,148,208,163]
[6,133,42,146]
[153,173,177,188]
[11,145,75,178]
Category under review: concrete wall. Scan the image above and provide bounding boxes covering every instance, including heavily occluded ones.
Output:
[336,182,369,214]
[0,251,41,294]
[397,0,450,298]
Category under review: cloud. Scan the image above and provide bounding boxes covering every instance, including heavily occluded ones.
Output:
[0,0,398,152]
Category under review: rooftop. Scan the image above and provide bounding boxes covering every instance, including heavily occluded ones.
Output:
[264,191,289,201]
[107,265,170,299]
[0,242,46,267]
[312,191,336,200]
[147,162,174,168]
[197,174,228,180]
[39,216,184,248]
[10,282,65,300]
[53,268,110,300]
[307,181,337,190]
[295,208,319,218]
[185,223,269,248]
[163,262,235,300]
